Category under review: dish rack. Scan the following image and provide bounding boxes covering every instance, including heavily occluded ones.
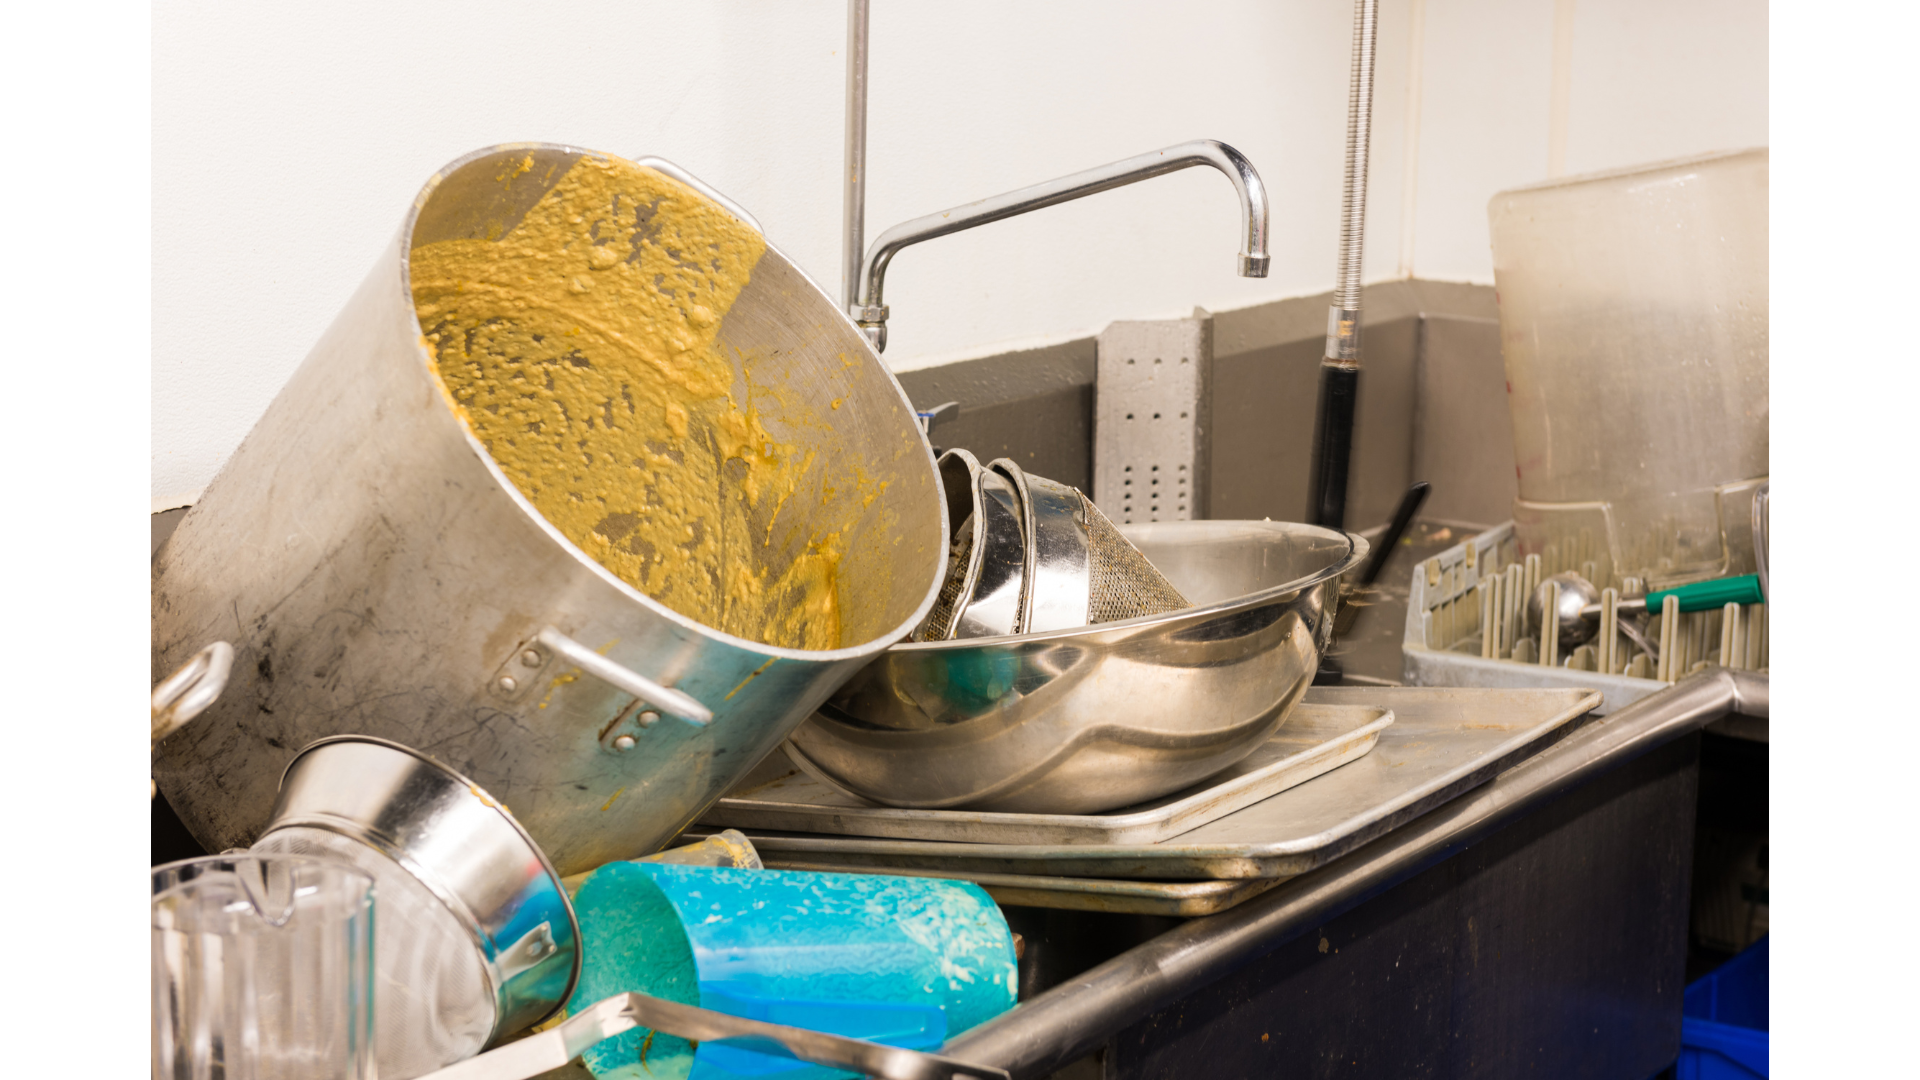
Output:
[1402,522,1769,714]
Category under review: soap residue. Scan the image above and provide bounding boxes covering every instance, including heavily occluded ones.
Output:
[412,153,841,650]
[569,863,701,1080]
[566,862,1017,1080]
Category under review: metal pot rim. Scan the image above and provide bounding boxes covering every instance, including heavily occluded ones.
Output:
[274,734,583,1034]
[400,142,946,662]
[886,521,1368,652]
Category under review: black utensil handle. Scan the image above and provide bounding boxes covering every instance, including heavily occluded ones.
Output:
[1306,363,1359,529]
[1359,481,1431,587]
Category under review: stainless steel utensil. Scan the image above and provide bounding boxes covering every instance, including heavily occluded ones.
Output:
[251,737,581,1078]
[150,144,948,873]
[1328,480,1430,644]
[1527,570,1602,652]
[786,520,1366,814]
[705,703,1391,845]
[739,686,1602,880]
[918,449,1028,641]
[989,459,1188,633]
[414,991,1009,1080]
[1531,569,1764,658]
[917,454,1187,642]
[1526,569,1661,663]
[745,862,1284,918]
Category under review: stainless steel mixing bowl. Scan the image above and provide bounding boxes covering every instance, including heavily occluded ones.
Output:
[783,520,1367,814]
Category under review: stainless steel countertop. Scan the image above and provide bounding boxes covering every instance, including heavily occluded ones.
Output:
[943,667,1768,1078]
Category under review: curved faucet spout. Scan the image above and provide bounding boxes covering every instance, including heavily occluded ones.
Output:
[851,139,1270,352]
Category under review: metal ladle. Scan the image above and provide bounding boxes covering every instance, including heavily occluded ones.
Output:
[1526,572,1651,656]
[1531,571,1767,657]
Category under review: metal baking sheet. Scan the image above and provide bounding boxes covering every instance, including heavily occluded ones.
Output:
[679,686,1601,881]
[699,704,1393,845]
[762,861,1283,918]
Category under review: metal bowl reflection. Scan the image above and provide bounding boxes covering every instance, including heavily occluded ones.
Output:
[783,520,1366,814]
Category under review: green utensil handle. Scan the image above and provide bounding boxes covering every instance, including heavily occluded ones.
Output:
[1646,574,1765,614]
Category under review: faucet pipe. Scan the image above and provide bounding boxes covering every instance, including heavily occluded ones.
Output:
[1306,0,1381,530]
[1329,0,1381,333]
[850,139,1271,352]
[840,0,870,308]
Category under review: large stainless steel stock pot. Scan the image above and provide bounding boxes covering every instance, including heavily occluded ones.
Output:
[152,144,947,874]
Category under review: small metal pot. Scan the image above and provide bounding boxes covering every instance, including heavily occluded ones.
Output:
[255,737,580,1075]
[786,520,1366,814]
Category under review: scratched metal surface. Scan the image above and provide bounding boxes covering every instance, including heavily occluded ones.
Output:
[148,145,948,876]
[679,686,1601,881]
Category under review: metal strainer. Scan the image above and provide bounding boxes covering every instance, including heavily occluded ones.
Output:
[914,454,1188,640]
[915,449,1030,641]
[990,459,1190,632]
[252,737,580,1080]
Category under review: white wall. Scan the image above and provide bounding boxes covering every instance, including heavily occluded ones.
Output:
[152,0,1766,505]
[1406,0,1768,282]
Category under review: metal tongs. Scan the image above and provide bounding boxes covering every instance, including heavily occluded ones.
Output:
[416,991,1010,1080]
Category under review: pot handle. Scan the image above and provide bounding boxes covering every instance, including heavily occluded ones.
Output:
[152,641,235,750]
[537,627,714,727]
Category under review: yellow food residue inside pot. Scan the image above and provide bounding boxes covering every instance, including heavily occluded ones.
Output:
[411,154,841,650]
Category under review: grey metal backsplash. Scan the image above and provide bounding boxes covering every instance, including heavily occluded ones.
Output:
[893,281,1513,532]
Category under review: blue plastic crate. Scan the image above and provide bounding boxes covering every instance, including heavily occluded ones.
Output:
[1677,937,1769,1080]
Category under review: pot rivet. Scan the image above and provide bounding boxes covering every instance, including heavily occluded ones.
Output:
[637,710,661,728]
[611,734,638,752]
[520,650,542,668]
[496,675,518,693]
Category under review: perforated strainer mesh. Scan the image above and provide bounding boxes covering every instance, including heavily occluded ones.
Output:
[253,826,496,1078]
[915,517,977,642]
[1081,494,1190,624]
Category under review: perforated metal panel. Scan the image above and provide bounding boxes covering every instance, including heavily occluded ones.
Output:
[1093,313,1212,524]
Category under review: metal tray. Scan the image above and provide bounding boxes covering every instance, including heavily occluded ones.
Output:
[700,704,1393,845]
[760,861,1282,918]
[679,686,1601,881]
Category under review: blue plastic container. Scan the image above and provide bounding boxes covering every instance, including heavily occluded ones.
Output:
[567,863,1017,1080]
[1676,937,1768,1080]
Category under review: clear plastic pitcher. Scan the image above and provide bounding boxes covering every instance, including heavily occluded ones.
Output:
[566,863,1017,1080]
[152,854,376,1080]
[1488,148,1768,590]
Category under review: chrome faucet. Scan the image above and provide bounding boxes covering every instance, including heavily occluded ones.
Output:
[848,139,1271,352]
